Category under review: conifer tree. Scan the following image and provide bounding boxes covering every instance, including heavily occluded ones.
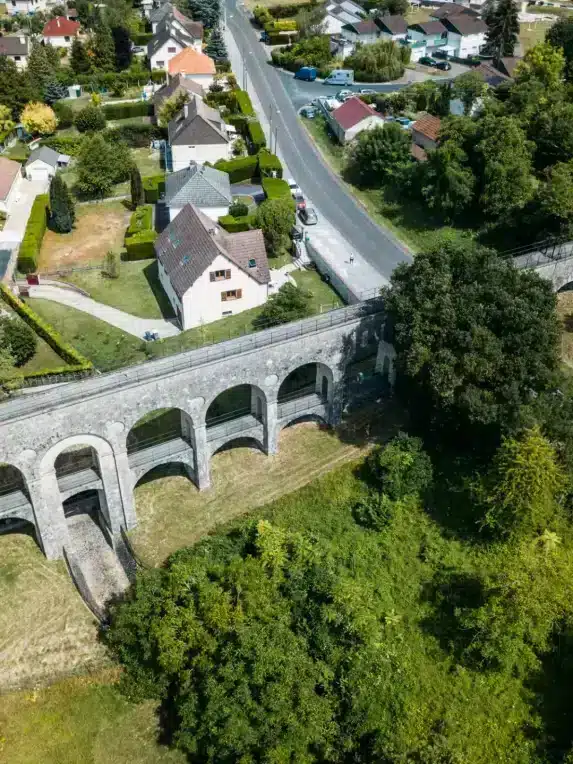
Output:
[28,41,55,93]
[44,81,69,105]
[486,0,520,63]
[70,37,91,75]
[49,173,75,233]
[92,17,116,71]
[206,25,227,60]
[130,166,145,209]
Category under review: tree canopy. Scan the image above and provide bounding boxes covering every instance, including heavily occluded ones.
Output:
[345,122,411,186]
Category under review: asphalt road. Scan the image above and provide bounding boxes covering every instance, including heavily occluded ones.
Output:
[225,0,411,279]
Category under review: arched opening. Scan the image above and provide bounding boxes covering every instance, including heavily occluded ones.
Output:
[0,516,37,542]
[278,363,333,421]
[211,436,266,457]
[206,384,267,445]
[126,408,196,486]
[0,463,39,545]
[63,489,114,550]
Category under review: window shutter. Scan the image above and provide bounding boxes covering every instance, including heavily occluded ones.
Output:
[225,269,231,279]
[221,291,227,301]
[237,289,242,299]
[210,272,215,282]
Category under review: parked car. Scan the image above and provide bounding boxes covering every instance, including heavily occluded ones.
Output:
[359,88,376,95]
[293,191,306,211]
[324,69,354,85]
[336,89,353,100]
[294,66,318,81]
[300,105,316,118]
[419,56,438,67]
[287,178,302,196]
[291,223,304,241]
[300,207,318,225]
[435,60,452,71]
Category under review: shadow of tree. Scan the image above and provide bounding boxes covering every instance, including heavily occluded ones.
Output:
[142,260,176,320]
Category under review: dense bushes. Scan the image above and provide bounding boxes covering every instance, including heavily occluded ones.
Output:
[17,194,49,274]
[262,177,292,200]
[271,35,333,76]
[102,101,153,120]
[218,213,257,232]
[43,134,84,156]
[258,148,283,177]
[0,315,37,365]
[235,89,255,116]
[344,39,410,83]
[142,174,166,203]
[74,104,106,133]
[247,120,266,152]
[104,122,164,147]
[132,32,153,46]
[0,284,92,370]
[124,203,157,259]
[214,154,259,182]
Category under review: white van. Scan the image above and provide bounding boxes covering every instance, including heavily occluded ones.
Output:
[324,69,354,86]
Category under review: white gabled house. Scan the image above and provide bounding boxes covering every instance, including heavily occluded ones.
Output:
[0,35,30,69]
[24,146,69,181]
[7,0,49,16]
[148,22,195,71]
[164,162,233,222]
[42,16,81,48]
[155,203,270,330]
[0,157,21,215]
[168,96,231,169]
[327,96,384,144]
[440,15,487,57]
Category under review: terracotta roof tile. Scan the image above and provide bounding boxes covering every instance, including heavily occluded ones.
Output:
[332,96,382,130]
[0,157,20,202]
[412,113,441,142]
[42,16,80,36]
[168,46,215,76]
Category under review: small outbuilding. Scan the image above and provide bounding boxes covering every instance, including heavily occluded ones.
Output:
[24,146,68,182]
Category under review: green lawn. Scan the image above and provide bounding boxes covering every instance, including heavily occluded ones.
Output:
[301,115,471,252]
[519,19,556,52]
[62,148,162,199]
[19,336,68,374]
[2,141,29,162]
[0,672,186,764]
[63,260,174,320]
[25,269,344,371]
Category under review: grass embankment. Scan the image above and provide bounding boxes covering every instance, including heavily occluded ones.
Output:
[301,114,470,252]
[26,267,342,372]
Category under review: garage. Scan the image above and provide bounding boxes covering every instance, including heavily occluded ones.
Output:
[24,146,59,182]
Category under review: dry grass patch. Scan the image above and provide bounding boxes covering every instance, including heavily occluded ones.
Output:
[0,532,108,690]
[38,201,130,271]
[131,421,370,566]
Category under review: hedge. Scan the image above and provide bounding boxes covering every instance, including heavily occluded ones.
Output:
[247,120,267,152]
[102,101,154,120]
[124,230,158,259]
[264,19,298,31]
[18,194,49,274]
[0,283,92,371]
[126,204,153,238]
[214,155,259,183]
[132,32,153,45]
[262,177,292,200]
[142,174,166,203]
[42,134,84,156]
[104,122,164,147]
[218,214,257,232]
[235,89,255,116]
[258,149,283,178]
[266,1,315,18]
[226,113,249,132]
[265,31,299,44]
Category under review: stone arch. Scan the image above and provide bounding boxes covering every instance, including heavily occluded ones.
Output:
[134,460,198,488]
[203,382,269,426]
[210,435,266,457]
[278,361,335,404]
[280,413,329,431]
[0,462,38,545]
[39,433,115,477]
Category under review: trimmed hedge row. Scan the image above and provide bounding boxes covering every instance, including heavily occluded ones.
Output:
[124,230,158,259]
[214,151,283,183]
[102,101,154,120]
[265,31,299,44]
[266,1,315,18]
[18,194,49,274]
[235,89,255,116]
[56,69,166,88]
[218,214,257,232]
[0,283,93,372]
[104,122,164,147]
[262,177,292,200]
[133,32,153,45]
[264,19,298,31]
[143,174,166,203]
[247,120,267,152]
[258,149,282,178]
[126,205,153,237]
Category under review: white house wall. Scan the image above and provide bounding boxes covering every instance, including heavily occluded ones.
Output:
[150,38,186,70]
[454,31,485,57]
[179,72,214,88]
[181,252,268,329]
[8,0,48,15]
[26,158,56,181]
[169,204,229,222]
[171,143,230,170]
[344,115,384,143]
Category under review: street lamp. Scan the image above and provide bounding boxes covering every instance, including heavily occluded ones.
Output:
[269,104,280,150]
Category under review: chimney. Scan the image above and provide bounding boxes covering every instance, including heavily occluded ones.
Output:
[19,36,26,45]
[56,17,60,27]
[208,227,217,236]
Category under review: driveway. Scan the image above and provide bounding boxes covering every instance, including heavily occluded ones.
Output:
[0,175,49,246]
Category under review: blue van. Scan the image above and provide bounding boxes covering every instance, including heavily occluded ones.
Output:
[294,66,317,82]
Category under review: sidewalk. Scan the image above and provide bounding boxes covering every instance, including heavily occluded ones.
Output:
[28,285,180,339]
[223,20,388,302]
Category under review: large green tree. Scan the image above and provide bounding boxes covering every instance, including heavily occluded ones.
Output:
[76,133,133,198]
[451,70,487,115]
[384,240,560,446]
[91,17,116,71]
[254,282,312,328]
[130,166,144,208]
[420,141,476,220]
[49,173,75,233]
[111,25,132,70]
[514,41,565,89]
[485,0,520,63]
[70,36,91,75]
[546,16,573,81]
[345,122,411,187]
[27,40,56,93]
[186,0,220,28]
[255,196,295,255]
[205,25,227,60]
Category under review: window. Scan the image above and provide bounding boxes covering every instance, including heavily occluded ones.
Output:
[221,289,242,301]
[248,258,256,268]
[210,269,231,281]
[168,46,176,53]
[65,35,70,41]
[156,60,164,67]
[14,55,21,61]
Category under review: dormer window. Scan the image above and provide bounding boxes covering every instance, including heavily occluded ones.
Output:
[248,258,256,268]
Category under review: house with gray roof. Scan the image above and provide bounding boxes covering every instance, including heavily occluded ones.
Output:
[0,35,30,70]
[155,203,270,329]
[148,21,195,71]
[168,96,231,170]
[151,2,203,41]
[153,72,204,114]
[24,146,69,182]
[165,162,232,222]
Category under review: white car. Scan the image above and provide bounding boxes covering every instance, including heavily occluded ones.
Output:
[336,89,353,100]
[287,178,302,197]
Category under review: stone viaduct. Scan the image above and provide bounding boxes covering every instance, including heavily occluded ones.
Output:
[0,301,392,560]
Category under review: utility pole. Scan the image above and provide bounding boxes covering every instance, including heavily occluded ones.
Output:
[269,104,279,151]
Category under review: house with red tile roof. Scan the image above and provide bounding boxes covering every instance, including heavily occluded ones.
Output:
[0,157,21,215]
[411,113,441,151]
[167,47,215,87]
[42,16,80,48]
[329,96,383,144]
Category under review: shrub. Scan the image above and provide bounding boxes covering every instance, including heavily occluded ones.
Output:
[261,177,291,200]
[366,434,433,501]
[102,101,153,120]
[126,204,153,237]
[264,19,298,31]
[270,35,333,73]
[0,284,92,369]
[344,39,407,83]
[18,194,49,273]
[132,32,153,46]
[142,174,166,203]
[0,316,37,365]
[74,104,106,133]
[353,491,396,531]
[103,250,120,278]
[53,100,74,129]
[218,214,257,232]
[124,229,158,259]
[42,134,84,156]
[267,1,315,18]
[229,201,249,217]
[247,120,267,152]
[258,149,282,178]
[214,155,259,183]
[226,113,249,133]
[104,123,163,147]
[253,4,273,25]
[235,89,255,116]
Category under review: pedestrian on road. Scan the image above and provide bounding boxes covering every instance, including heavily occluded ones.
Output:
[349,253,354,265]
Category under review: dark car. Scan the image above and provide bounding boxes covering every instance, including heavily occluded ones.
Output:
[419,56,438,67]
[291,223,304,241]
[299,207,318,225]
[293,191,306,211]
[435,60,452,71]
